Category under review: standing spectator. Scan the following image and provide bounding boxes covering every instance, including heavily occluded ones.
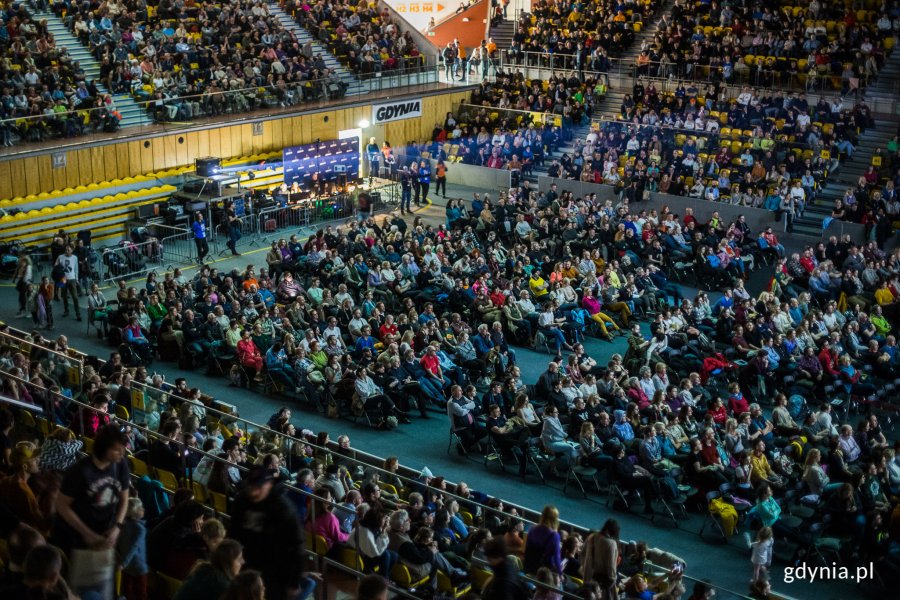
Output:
[523,505,562,575]
[418,161,432,206]
[750,526,773,582]
[230,467,315,600]
[435,160,448,198]
[482,537,530,600]
[583,518,620,600]
[192,212,209,264]
[54,425,131,599]
[54,245,81,321]
[13,251,33,317]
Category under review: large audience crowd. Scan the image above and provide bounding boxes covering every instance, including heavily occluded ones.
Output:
[54,0,353,122]
[288,0,427,77]
[632,0,898,92]
[4,162,900,597]
[2,0,900,599]
[507,0,899,93]
[447,76,899,233]
[0,3,121,145]
[506,0,657,70]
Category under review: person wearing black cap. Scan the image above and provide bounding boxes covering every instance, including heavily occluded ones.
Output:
[229,466,317,600]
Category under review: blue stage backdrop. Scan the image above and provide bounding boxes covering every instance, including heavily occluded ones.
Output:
[283,137,360,187]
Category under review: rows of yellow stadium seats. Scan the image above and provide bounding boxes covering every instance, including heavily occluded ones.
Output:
[0,185,175,227]
[0,150,280,207]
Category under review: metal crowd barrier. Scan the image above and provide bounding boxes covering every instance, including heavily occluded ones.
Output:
[96,225,194,283]
[212,215,260,257]
[253,196,350,244]
[147,223,196,267]
[98,239,164,284]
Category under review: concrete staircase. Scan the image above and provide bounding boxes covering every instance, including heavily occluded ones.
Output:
[30,10,145,128]
[489,18,515,50]
[789,47,900,236]
[270,2,437,95]
[268,2,365,96]
[861,41,900,99]
[615,0,674,65]
[792,116,898,237]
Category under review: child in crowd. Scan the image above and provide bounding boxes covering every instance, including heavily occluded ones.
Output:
[534,566,563,600]
[117,497,149,600]
[750,526,774,582]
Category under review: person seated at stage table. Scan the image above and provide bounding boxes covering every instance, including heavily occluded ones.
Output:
[277,272,304,303]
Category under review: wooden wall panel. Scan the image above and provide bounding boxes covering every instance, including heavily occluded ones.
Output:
[90,147,105,185]
[0,161,11,200]
[140,145,154,175]
[33,156,50,193]
[175,134,188,167]
[49,156,67,192]
[206,128,221,159]
[128,142,143,179]
[103,146,119,182]
[162,136,178,171]
[65,152,82,189]
[9,159,25,199]
[232,126,243,156]
[0,90,474,198]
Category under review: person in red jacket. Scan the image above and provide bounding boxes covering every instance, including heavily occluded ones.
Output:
[818,340,840,378]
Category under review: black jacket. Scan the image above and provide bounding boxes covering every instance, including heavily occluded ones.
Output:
[229,485,305,600]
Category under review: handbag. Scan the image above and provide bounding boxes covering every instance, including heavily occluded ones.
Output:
[69,547,115,590]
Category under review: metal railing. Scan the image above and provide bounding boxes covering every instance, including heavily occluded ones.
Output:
[497,49,880,96]
[0,60,440,152]
[0,330,84,390]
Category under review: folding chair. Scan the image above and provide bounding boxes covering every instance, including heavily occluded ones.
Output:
[447,427,468,456]
[699,491,729,542]
[483,434,506,471]
[652,478,689,527]
[605,479,632,511]
[562,464,600,498]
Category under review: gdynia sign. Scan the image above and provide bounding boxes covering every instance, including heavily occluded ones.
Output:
[372,99,423,124]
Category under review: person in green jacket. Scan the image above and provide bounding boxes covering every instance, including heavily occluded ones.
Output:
[174,539,244,600]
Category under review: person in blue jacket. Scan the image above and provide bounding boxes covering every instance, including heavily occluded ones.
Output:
[418,161,431,206]
[192,212,209,263]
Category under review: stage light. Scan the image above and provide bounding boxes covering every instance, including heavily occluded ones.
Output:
[358,118,370,128]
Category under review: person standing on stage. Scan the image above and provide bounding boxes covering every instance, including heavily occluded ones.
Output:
[418,160,431,206]
[192,212,209,263]
[225,200,242,256]
[366,137,380,183]
[400,167,412,214]
[410,160,421,206]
